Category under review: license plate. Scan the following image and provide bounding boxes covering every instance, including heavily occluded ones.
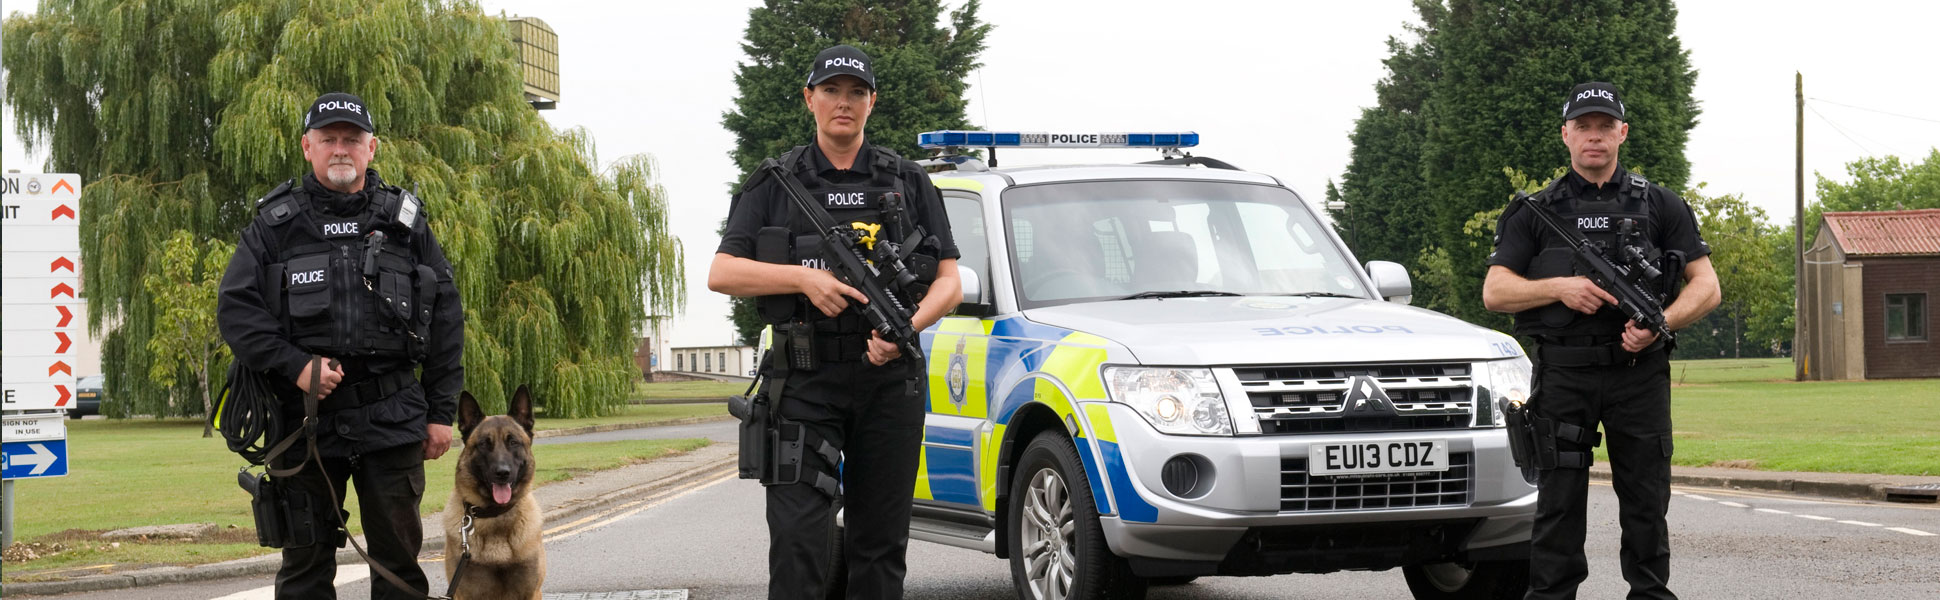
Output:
[1309,440,1449,476]
[78,392,98,399]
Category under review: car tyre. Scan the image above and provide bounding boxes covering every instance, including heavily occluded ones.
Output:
[1008,431,1147,600]
[1402,559,1529,600]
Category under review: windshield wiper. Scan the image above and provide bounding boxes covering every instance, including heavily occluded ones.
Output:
[1117,290,1244,300]
[1281,292,1362,299]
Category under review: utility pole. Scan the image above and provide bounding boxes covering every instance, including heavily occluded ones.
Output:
[1794,72,1807,381]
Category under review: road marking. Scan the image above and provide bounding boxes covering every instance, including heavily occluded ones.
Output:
[1797,515,1836,521]
[1718,501,1749,508]
[548,470,736,542]
[1684,494,1715,501]
[1886,527,1935,537]
[1837,520,1882,527]
[212,565,370,600]
[1755,508,1791,515]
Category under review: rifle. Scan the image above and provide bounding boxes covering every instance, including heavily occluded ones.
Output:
[1514,192,1675,343]
[759,158,926,365]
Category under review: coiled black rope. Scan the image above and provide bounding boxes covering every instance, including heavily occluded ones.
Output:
[209,361,287,466]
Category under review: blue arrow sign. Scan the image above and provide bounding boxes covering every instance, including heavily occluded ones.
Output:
[2,439,69,479]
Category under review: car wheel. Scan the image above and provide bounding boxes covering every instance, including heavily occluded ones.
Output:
[1008,431,1147,600]
[1402,559,1529,600]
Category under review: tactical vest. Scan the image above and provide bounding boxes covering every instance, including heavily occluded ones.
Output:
[1513,172,1672,337]
[253,180,436,360]
[746,145,938,332]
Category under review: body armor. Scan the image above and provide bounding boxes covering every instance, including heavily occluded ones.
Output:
[1513,172,1677,337]
[253,180,436,360]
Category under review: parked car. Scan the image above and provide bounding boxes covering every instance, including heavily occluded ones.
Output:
[72,374,105,418]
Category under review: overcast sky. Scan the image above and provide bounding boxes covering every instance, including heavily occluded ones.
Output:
[6,1,1938,349]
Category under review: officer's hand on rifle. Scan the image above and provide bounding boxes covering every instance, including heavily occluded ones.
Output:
[1621,321,1659,353]
[797,266,869,318]
[1551,276,1620,315]
[865,331,902,366]
[296,356,344,398]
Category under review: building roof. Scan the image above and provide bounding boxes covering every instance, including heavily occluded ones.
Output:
[1822,209,1940,256]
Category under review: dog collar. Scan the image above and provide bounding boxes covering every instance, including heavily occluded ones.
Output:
[466,501,516,520]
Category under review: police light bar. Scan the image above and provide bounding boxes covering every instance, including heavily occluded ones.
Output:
[918,130,1199,149]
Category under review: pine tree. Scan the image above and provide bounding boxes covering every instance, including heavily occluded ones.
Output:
[719,0,991,345]
[1418,0,1698,326]
[1336,1,1443,288]
[4,0,682,418]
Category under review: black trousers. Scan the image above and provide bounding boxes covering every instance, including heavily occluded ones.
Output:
[1527,348,1676,600]
[766,358,924,600]
[274,441,428,600]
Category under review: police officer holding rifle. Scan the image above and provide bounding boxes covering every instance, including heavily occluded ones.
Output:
[710,44,962,599]
[1483,81,1720,600]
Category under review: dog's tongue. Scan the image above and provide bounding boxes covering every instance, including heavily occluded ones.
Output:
[492,483,512,505]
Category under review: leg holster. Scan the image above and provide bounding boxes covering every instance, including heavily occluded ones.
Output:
[238,469,320,549]
[771,418,842,498]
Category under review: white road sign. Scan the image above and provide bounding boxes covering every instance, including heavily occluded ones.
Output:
[2,383,76,411]
[4,414,67,442]
[0,251,80,280]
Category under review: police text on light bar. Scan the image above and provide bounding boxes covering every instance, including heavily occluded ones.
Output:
[918,130,1199,149]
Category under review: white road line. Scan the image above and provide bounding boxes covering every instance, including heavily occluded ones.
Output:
[213,565,370,600]
[1837,520,1882,527]
[1685,494,1715,501]
[1756,508,1791,515]
[1797,515,1836,521]
[1671,490,1686,495]
[1886,527,1936,537]
[1719,501,1749,508]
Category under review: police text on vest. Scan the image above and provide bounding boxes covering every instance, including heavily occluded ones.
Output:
[292,269,326,285]
[322,222,360,236]
[825,192,868,207]
[1577,216,1610,230]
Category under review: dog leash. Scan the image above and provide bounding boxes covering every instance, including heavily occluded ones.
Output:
[296,356,462,600]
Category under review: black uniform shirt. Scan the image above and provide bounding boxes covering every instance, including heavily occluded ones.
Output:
[1489,163,1711,276]
[718,142,960,263]
[217,171,465,430]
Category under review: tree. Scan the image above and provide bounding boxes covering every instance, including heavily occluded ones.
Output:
[1674,187,1790,358]
[144,231,234,435]
[1392,0,1699,326]
[719,0,992,345]
[5,0,682,419]
[1335,0,1442,277]
[1806,148,1940,234]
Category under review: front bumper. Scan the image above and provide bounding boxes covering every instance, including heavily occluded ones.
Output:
[1081,402,1536,573]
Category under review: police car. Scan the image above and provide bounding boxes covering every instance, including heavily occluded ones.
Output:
[890,130,1538,600]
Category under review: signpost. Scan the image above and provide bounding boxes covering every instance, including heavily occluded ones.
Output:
[3,172,83,546]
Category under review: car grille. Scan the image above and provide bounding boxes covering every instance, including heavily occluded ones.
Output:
[1280,452,1473,512]
[1231,363,1475,434]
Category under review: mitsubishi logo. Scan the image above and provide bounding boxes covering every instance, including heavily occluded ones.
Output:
[1342,376,1396,416]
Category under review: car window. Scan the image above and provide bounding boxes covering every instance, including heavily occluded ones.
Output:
[1003,179,1368,309]
[81,375,105,387]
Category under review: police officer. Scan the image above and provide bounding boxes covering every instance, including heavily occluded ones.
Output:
[1483,82,1721,600]
[709,44,962,599]
[217,92,464,599]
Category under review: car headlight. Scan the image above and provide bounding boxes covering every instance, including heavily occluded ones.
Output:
[1480,356,1533,428]
[1103,367,1232,436]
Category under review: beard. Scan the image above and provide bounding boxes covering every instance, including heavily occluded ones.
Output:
[324,163,360,188]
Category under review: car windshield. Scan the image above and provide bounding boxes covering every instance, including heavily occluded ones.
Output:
[1003,179,1369,309]
[80,375,105,387]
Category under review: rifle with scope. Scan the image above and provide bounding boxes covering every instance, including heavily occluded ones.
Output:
[1513,191,1675,343]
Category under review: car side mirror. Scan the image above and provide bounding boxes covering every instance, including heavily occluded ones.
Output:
[1366,261,1413,305]
[954,264,995,317]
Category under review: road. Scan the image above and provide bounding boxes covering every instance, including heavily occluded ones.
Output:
[29,430,1940,598]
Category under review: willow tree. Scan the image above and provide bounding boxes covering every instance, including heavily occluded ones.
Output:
[4,0,682,418]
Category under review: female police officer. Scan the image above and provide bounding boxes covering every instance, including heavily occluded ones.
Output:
[709,45,962,599]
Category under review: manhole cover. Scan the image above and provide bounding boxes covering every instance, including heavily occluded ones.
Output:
[547,591,689,600]
[1885,483,1940,503]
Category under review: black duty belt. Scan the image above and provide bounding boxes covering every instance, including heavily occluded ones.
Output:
[1537,339,1666,368]
[777,321,871,363]
[318,370,417,413]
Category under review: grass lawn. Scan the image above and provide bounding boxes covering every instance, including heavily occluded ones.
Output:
[1,417,707,580]
[535,402,728,431]
[630,380,748,401]
[1589,357,1940,476]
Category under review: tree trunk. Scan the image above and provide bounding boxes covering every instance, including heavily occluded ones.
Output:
[200,354,214,438]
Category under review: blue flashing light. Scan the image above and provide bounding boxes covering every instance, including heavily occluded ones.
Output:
[918,130,1198,149]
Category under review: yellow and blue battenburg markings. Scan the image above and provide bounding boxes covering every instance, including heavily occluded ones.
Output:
[912,315,1160,522]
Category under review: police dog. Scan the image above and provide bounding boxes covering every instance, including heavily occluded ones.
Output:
[444,386,545,599]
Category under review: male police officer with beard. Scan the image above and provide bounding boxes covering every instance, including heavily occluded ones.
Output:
[709,45,962,599]
[218,92,463,599]
[1484,82,1721,600]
